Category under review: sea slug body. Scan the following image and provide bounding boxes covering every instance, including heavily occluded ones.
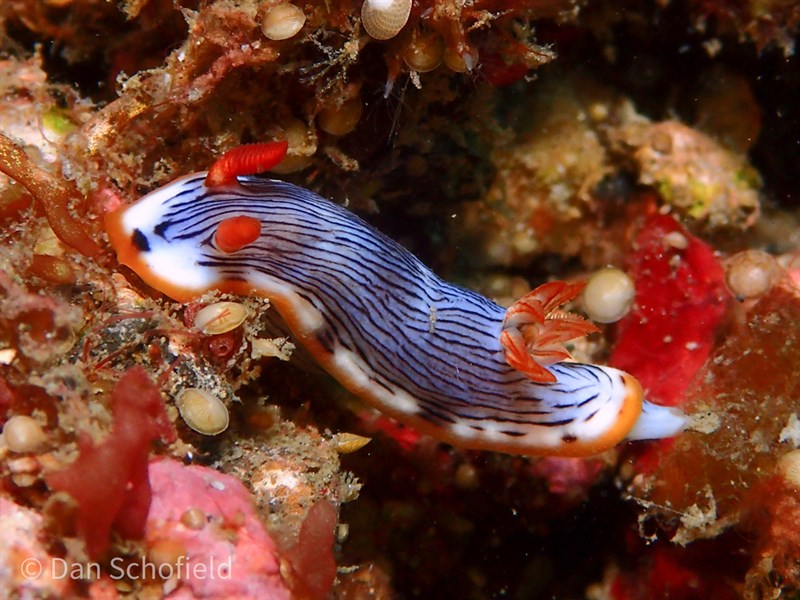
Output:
[106,150,686,457]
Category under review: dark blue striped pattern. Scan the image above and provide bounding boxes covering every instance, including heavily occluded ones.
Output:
[146,175,622,434]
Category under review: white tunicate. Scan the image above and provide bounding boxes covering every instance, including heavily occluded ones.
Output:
[194,301,248,334]
[725,249,779,299]
[2,416,47,453]
[261,3,306,41]
[177,388,230,436]
[582,268,636,323]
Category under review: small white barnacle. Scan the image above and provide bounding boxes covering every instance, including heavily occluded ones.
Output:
[261,3,306,41]
[193,301,249,335]
[361,0,412,41]
[177,388,230,436]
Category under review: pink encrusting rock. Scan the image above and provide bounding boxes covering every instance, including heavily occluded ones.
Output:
[0,497,73,599]
[145,458,290,599]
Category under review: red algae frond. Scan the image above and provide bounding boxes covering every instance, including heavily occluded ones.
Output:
[45,367,175,558]
[282,499,338,600]
[609,214,729,406]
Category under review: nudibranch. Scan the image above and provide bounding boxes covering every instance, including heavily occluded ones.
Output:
[106,143,687,457]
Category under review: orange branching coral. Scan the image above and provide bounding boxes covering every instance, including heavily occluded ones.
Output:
[0,134,100,257]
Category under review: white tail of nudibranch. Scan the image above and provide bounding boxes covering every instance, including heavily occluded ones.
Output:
[625,401,688,441]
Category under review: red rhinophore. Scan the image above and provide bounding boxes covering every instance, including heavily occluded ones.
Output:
[205,140,289,187]
[214,215,262,253]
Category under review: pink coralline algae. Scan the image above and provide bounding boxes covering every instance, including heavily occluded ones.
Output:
[609,214,729,407]
[46,366,176,558]
[145,458,290,600]
[0,497,73,598]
